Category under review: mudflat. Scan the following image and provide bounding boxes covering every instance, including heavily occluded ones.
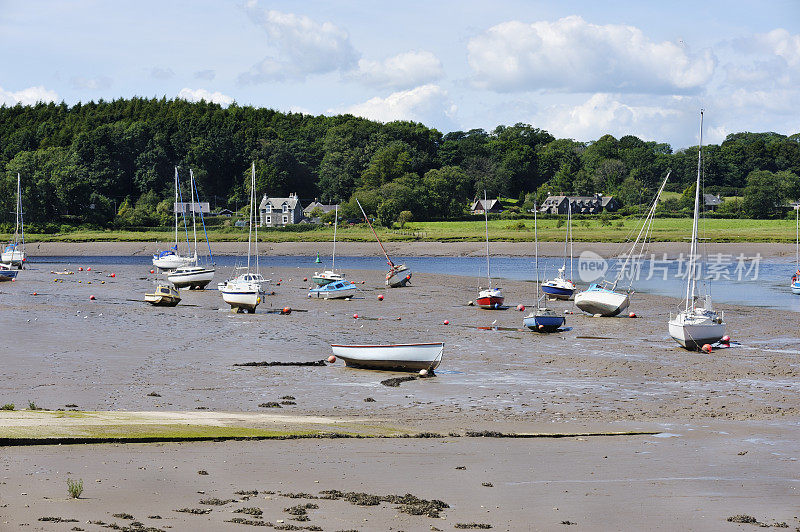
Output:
[0,257,797,530]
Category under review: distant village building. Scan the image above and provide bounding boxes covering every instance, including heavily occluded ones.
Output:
[303,200,337,218]
[259,193,303,227]
[174,202,210,214]
[211,208,234,217]
[470,198,504,215]
[703,194,722,211]
[539,194,619,215]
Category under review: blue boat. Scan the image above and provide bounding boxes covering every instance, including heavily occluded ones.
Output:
[308,280,357,299]
[0,265,19,282]
[523,308,564,332]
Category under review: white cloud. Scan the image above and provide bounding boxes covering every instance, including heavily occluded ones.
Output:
[752,29,800,68]
[330,84,457,128]
[240,4,358,83]
[467,16,715,94]
[70,76,112,90]
[726,29,800,88]
[355,50,443,89]
[0,85,59,106]
[535,93,683,143]
[178,88,234,106]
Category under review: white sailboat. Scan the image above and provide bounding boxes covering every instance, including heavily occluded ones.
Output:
[220,162,263,313]
[668,110,725,349]
[153,168,194,270]
[356,199,412,287]
[167,169,215,289]
[575,170,670,316]
[524,202,565,332]
[312,204,345,286]
[541,203,575,300]
[2,173,25,268]
[476,191,504,309]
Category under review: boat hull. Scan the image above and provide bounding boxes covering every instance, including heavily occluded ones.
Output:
[308,280,357,299]
[387,266,411,287]
[144,294,181,306]
[477,287,504,309]
[330,343,444,371]
[523,311,565,332]
[312,271,344,286]
[792,280,800,294]
[221,289,260,312]
[153,254,193,270]
[1,248,24,267]
[668,311,725,350]
[575,287,630,316]
[167,267,215,289]
[0,266,18,281]
[541,283,574,300]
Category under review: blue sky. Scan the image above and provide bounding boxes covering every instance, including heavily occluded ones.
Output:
[1,0,798,148]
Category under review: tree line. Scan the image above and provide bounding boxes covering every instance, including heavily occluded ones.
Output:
[1,97,799,231]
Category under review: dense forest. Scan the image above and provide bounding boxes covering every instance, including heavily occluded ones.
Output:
[1,97,799,231]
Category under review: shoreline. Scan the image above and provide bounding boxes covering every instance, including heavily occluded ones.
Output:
[21,240,797,258]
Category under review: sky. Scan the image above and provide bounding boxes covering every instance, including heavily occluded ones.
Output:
[1,0,798,149]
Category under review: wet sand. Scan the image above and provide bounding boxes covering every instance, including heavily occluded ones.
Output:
[22,239,799,259]
[0,259,798,529]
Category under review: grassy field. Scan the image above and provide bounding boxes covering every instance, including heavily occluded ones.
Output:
[3,217,798,243]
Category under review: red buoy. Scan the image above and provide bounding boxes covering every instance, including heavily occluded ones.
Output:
[89,295,96,300]
[517,304,525,311]
[150,269,155,274]
[721,335,731,343]
[443,320,449,325]
[78,267,83,271]
[628,312,637,318]
[353,313,359,319]
[378,294,384,301]
[32,292,37,296]
[303,277,307,282]
[701,344,712,353]
[327,355,336,363]
[282,306,291,315]
[87,267,91,271]
[110,273,115,278]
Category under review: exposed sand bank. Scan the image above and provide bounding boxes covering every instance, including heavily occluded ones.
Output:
[22,239,798,258]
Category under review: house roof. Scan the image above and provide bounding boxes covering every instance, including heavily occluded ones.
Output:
[703,194,722,206]
[303,201,337,215]
[471,198,502,211]
[259,193,301,210]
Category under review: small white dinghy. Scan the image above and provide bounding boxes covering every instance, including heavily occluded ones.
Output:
[330,342,444,371]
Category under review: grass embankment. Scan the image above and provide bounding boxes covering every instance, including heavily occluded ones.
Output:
[3,217,797,243]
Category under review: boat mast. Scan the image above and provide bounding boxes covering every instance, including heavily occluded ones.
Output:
[535,201,540,306]
[686,110,704,312]
[356,199,394,268]
[247,162,254,272]
[189,169,198,263]
[332,204,338,271]
[568,202,573,280]
[796,205,798,272]
[484,190,491,288]
[18,173,24,253]
[173,167,178,248]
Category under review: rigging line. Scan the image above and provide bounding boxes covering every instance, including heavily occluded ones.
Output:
[191,171,214,264]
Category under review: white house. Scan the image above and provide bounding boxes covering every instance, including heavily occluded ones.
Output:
[259,193,303,227]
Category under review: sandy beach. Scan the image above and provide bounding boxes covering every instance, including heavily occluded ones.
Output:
[21,239,800,259]
[0,255,798,530]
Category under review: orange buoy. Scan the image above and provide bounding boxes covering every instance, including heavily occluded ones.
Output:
[628,312,636,318]
[327,355,336,363]
[78,267,83,271]
[378,294,384,301]
[396,316,401,320]
[282,306,291,315]
[405,275,410,280]
[443,320,449,325]
[538,324,544,330]
[701,344,712,353]
[89,295,96,300]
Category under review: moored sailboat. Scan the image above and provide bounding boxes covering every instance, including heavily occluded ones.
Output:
[153,168,193,270]
[476,191,504,309]
[167,169,215,289]
[2,173,25,268]
[312,204,346,286]
[524,202,565,332]
[541,204,575,300]
[356,199,412,287]
[220,163,263,313]
[791,205,800,294]
[669,110,725,349]
[330,342,444,371]
[574,170,670,316]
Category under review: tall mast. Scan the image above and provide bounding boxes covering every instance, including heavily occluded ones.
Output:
[686,110,704,312]
[484,190,491,288]
[332,204,338,271]
[18,173,24,252]
[568,202,573,280]
[534,201,540,306]
[356,199,394,267]
[173,167,178,248]
[254,164,259,274]
[189,169,198,262]
[247,162,254,271]
[796,205,798,271]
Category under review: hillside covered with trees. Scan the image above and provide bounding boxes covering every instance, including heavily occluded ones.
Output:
[1,97,799,231]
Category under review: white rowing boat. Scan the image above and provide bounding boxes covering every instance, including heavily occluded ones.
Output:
[330,342,444,371]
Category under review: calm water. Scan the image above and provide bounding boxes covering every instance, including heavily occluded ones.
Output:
[29,254,800,312]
